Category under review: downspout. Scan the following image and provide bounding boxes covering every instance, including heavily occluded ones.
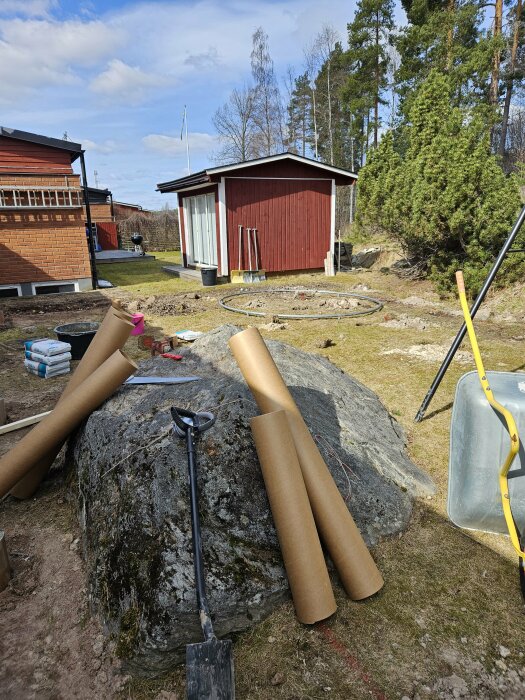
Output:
[79,150,98,290]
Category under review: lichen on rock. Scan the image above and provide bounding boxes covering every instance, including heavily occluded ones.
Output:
[72,324,433,677]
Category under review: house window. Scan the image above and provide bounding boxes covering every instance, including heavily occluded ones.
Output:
[32,281,78,295]
[184,192,217,267]
[0,188,82,209]
[0,285,21,298]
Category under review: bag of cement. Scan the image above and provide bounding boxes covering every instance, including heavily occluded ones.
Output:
[25,350,72,366]
[24,339,71,357]
[24,359,70,378]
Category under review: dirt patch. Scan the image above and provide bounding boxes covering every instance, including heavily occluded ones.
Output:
[380,314,437,331]
[0,482,130,699]
[381,343,474,363]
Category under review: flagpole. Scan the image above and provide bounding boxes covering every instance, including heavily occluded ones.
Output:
[184,105,190,174]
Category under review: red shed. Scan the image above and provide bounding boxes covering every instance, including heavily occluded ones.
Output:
[157,153,357,278]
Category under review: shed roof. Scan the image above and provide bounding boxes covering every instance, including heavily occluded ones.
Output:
[157,152,357,193]
[0,126,83,162]
[87,186,112,203]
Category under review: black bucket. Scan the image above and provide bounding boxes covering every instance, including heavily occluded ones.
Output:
[201,267,217,286]
[54,322,99,360]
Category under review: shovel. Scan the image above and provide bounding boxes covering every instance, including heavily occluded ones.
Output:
[171,406,235,700]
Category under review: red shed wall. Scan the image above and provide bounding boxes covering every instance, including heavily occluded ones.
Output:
[0,137,73,174]
[216,159,333,180]
[225,177,331,273]
[95,221,118,250]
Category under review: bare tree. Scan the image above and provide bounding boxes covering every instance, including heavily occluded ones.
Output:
[250,27,284,156]
[490,0,504,109]
[304,42,320,159]
[213,85,257,164]
[312,25,340,164]
[499,0,523,158]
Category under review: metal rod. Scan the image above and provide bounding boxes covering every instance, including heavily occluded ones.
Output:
[247,228,252,271]
[186,424,214,641]
[253,228,259,270]
[79,151,98,290]
[415,205,525,422]
[238,225,242,270]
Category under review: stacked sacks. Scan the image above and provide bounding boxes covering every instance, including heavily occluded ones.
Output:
[24,339,72,379]
[3,302,137,500]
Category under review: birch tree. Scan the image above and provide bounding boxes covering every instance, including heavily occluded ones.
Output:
[213,86,257,164]
[250,27,284,156]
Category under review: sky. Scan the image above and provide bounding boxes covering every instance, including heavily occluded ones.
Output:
[0,0,405,209]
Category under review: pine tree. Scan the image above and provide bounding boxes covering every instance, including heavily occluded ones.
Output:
[395,0,490,116]
[314,42,357,169]
[286,72,313,156]
[357,71,522,293]
[344,0,395,151]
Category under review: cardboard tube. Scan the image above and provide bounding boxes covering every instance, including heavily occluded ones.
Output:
[10,307,134,498]
[229,327,383,600]
[251,410,336,623]
[0,350,137,499]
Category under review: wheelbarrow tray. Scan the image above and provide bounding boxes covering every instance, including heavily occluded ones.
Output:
[448,370,525,535]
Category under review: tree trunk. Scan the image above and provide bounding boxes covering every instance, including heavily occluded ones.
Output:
[327,61,334,164]
[312,87,319,159]
[374,10,380,147]
[490,0,504,107]
[446,0,455,71]
[499,0,523,158]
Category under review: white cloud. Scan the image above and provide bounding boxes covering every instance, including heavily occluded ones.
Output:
[142,132,219,158]
[89,59,165,104]
[82,138,118,154]
[0,0,57,17]
[0,17,123,104]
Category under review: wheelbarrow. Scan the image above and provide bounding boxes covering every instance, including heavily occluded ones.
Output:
[448,272,525,592]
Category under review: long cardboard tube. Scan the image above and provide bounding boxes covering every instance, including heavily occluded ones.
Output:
[10,307,134,498]
[251,410,336,623]
[0,350,137,499]
[229,327,383,600]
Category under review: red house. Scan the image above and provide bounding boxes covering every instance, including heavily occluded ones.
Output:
[157,153,357,278]
[0,127,95,296]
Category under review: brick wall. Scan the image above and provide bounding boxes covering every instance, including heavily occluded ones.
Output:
[89,202,114,222]
[0,173,91,284]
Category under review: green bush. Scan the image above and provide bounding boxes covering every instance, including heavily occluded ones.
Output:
[356,71,522,294]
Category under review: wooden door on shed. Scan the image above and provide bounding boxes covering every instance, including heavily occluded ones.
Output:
[226,178,331,273]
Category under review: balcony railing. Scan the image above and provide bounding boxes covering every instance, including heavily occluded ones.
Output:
[0,187,83,209]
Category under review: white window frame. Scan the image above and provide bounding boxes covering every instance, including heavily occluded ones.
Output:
[31,280,79,295]
[0,284,22,297]
[183,192,217,268]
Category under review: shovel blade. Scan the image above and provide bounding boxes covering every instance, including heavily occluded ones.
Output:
[186,637,235,700]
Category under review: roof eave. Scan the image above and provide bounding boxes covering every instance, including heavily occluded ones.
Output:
[0,126,83,162]
[157,171,210,193]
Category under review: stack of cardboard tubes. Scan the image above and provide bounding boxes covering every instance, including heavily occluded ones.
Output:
[0,317,382,626]
[229,327,383,623]
[0,302,137,500]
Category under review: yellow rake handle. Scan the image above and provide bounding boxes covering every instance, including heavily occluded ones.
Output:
[456,271,523,557]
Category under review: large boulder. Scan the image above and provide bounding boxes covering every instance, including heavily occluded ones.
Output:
[73,325,433,677]
[351,246,381,268]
